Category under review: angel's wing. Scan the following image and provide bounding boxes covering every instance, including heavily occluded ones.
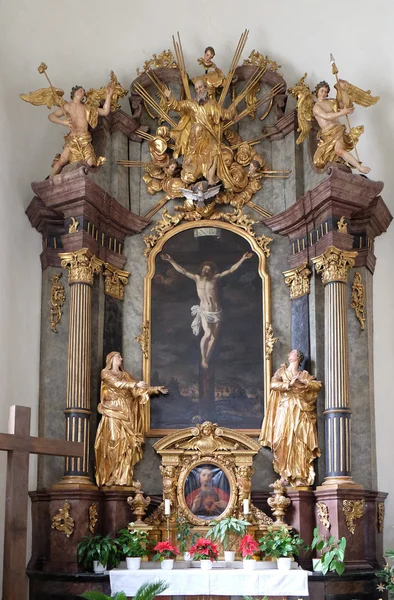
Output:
[85,71,128,112]
[335,80,379,108]
[288,74,315,144]
[203,184,222,200]
[20,87,64,109]
[180,188,197,201]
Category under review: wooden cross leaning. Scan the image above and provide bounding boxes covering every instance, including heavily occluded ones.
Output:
[0,405,83,600]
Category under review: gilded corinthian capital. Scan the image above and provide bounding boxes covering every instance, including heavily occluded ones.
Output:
[60,248,103,285]
[103,263,130,300]
[312,247,357,285]
[283,263,311,299]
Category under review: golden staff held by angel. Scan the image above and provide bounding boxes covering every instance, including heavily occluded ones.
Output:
[20,64,128,177]
[289,54,379,174]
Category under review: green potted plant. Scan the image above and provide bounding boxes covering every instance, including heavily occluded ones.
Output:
[376,549,394,596]
[189,537,219,570]
[115,528,149,570]
[175,516,199,561]
[259,526,304,570]
[77,534,118,573]
[310,527,346,575]
[207,516,250,561]
[82,579,169,600]
[153,540,180,570]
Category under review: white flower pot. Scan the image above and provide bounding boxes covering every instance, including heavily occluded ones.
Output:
[312,558,323,572]
[93,561,106,573]
[277,557,292,571]
[224,551,235,562]
[161,558,174,570]
[200,559,213,570]
[126,557,141,570]
[184,552,192,561]
[260,559,277,569]
[243,558,256,570]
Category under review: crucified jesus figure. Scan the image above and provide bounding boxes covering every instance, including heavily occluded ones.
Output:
[161,252,253,369]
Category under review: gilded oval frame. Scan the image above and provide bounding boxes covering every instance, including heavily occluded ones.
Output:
[142,219,272,436]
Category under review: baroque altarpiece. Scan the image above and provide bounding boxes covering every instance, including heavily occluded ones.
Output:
[23,34,391,600]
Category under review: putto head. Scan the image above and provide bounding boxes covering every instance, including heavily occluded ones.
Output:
[70,85,85,100]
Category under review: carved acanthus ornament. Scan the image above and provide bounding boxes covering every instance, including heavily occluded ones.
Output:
[89,503,98,533]
[283,263,311,299]
[377,502,385,533]
[316,501,330,530]
[350,272,366,330]
[265,323,279,357]
[127,481,151,524]
[342,499,365,534]
[103,263,130,300]
[50,273,65,333]
[312,247,357,285]
[51,500,74,538]
[337,216,348,234]
[136,50,178,75]
[136,321,150,359]
[243,50,281,73]
[60,248,103,285]
[68,216,79,234]
[143,208,272,257]
[267,479,291,524]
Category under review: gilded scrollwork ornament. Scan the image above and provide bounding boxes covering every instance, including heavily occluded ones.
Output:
[103,263,130,300]
[68,217,79,234]
[283,263,311,299]
[60,248,103,285]
[377,502,385,534]
[316,501,331,530]
[50,273,66,333]
[51,500,74,538]
[265,323,279,357]
[342,499,365,534]
[337,216,348,234]
[89,503,98,533]
[312,246,357,285]
[136,50,178,76]
[136,321,150,360]
[350,272,366,330]
[243,50,281,73]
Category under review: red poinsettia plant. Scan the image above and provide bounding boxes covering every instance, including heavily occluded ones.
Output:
[189,537,219,562]
[238,534,260,559]
[153,540,180,562]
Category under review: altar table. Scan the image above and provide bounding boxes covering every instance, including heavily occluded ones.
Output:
[110,563,310,597]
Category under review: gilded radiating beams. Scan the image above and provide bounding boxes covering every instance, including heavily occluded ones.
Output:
[50,273,66,332]
[350,272,366,330]
[60,248,103,285]
[51,500,74,537]
[316,501,330,530]
[283,263,311,299]
[342,499,365,534]
[312,246,357,285]
[103,263,130,300]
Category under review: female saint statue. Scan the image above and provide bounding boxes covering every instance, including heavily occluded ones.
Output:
[259,349,322,487]
[94,351,168,487]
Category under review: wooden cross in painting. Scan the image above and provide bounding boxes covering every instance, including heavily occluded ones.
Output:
[0,405,83,600]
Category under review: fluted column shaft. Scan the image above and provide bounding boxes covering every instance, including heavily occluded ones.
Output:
[312,247,358,487]
[59,249,102,485]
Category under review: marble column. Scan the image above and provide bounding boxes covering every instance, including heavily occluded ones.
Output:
[57,248,103,486]
[312,246,358,487]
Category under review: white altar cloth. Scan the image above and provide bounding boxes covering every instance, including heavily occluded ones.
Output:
[110,564,310,597]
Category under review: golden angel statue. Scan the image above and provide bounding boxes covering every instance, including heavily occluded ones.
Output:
[289,65,379,174]
[259,349,322,488]
[94,351,168,487]
[20,66,127,176]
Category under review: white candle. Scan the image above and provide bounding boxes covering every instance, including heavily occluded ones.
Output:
[164,499,171,515]
[243,499,250,514]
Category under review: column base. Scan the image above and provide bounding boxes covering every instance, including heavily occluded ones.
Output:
[52,475,97,490]
[318,475,363,489]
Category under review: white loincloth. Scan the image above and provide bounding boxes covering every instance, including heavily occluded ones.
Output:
[190,305,222,336]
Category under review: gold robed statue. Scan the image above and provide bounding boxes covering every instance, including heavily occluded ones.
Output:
[20,65,127,176]
[289,56,379,174]
[259,349,322,487]
[94,351,168,487]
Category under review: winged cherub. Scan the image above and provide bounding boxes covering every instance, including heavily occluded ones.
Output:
[289,73,379,173]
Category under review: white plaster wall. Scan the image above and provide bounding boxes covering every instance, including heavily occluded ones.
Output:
[1,0,394,589]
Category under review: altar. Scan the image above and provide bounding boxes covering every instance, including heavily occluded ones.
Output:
[109,563,310,598]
